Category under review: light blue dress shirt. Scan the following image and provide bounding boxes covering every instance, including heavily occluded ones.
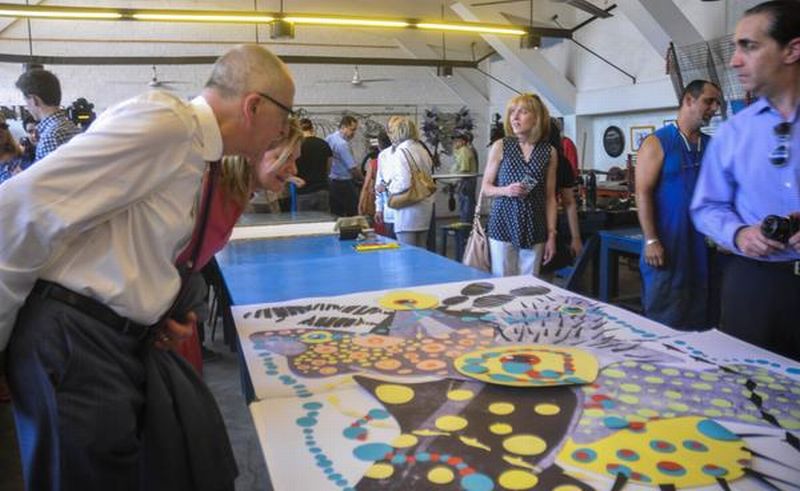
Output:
[691,97,800,261]
[325,130,356,181]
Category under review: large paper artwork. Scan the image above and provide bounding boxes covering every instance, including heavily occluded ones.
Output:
[235,276,800,490]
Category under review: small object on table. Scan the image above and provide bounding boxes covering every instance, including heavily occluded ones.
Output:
[354,241,401,252]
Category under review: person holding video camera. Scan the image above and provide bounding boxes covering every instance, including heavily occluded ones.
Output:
[482,93,557,277]
[691,0,799,360]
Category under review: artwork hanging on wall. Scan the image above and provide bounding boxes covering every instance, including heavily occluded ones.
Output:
[602,125,625,158]
[630,125,655,152]
[234,276,800,491]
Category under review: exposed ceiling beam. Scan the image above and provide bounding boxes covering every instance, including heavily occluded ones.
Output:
[395,33,488,105]
[451,1,576,114]
[0,53,479,68]
[615,0,704,55]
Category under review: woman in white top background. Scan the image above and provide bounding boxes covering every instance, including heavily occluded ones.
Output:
[384,115,435,248]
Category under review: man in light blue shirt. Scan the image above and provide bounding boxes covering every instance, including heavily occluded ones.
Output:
[690,0,800,359]
[325,115,362,216]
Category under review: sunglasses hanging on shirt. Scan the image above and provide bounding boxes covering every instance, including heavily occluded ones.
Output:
[769,122,792,167]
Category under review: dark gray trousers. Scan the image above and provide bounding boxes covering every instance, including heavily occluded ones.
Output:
[7,294,146,490]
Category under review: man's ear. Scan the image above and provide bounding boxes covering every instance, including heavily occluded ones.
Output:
[784,37,800,65]
[28,94,44,109]
[242,94,259,125]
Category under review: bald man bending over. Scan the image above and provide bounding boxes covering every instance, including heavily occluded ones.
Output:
[0,45,295,490]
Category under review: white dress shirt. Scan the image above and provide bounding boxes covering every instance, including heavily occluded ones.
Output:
[385,140,435,233]
[374,147,395,224]
[0,91,223,350]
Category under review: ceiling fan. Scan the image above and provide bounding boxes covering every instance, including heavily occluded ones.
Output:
[315,66,394,88]
[470,0,613,18]
[111,65,190,90]
[145,65,190,89]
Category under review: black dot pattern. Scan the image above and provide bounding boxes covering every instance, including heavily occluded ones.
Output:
[487,137,551,248]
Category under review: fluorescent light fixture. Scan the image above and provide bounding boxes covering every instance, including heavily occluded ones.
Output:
[284,16,410,28]
[0,3,527,37]
[271,19,295,39]
[133,13,275,23]
[417,22,527,36]
[0,6,122,20]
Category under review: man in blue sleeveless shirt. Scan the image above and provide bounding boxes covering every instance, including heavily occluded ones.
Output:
[636,80,722,329]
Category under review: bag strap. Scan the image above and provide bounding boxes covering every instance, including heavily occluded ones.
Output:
[400,147,423,174]
[473,189,484,222]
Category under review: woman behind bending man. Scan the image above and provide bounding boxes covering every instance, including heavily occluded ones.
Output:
[383,115,434,247]
[174,120,303,361]
[483,93,558,277]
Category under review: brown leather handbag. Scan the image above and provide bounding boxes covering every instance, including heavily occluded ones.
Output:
[388,148,437,209]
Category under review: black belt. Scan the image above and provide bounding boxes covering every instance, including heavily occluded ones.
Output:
[736,256,800,277]
[32,280,152,340]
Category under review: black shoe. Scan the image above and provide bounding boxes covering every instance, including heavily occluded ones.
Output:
[201,346,221,362]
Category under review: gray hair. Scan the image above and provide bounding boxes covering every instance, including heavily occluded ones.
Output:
[205,44,290,98]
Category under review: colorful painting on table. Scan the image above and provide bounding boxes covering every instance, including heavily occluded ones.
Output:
[234,275,800,491]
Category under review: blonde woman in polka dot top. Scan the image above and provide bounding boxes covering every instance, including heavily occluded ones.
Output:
[482,93,558,277]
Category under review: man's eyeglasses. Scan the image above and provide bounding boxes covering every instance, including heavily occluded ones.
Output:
[257,91,294,118]
[770,122,792,167]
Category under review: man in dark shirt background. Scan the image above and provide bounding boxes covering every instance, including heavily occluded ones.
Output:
[296,118,333,212]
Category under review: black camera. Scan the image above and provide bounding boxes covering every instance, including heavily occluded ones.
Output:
[761,214,800,243]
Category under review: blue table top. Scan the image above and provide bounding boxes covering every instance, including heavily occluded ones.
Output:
[216,235,491,305]
[598,227,643,241]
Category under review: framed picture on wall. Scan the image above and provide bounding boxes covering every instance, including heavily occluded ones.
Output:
[663,119,676,127]
[630,125,655,152]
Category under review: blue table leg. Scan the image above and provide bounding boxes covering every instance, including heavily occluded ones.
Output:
[599,241,611,302]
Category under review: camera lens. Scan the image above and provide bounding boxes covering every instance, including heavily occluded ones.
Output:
[761,215,790,243]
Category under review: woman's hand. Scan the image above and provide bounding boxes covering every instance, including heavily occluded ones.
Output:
[506,183,529,198]
[543,235,557,265]
[154,311,197,351]
[570,237,583,258]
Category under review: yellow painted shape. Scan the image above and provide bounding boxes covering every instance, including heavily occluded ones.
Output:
[413,429,449,437]
[391,434,418,448]
[534,403,561,416]
[377,291,439,310]
[364,462,394,479]
[435,415,468,432]
[503,434,547,456]
[454,345,598,387]
[447,389,475,401]
[498,469,539,490]
[375,384,415,404]
[502,455,537,470]
[427,466,455,484]
[604,368,626,379]
[490,423,513,435]
[459,435,491,452]
[553,486,583,491]
[558,416,750,488]
[489,402,516,415]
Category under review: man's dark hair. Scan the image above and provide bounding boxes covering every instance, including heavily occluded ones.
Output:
[679,79,720,107]
[745,0,800,46]
[15,69,62,106]
[299,118,314,132]
[339,115,357,128]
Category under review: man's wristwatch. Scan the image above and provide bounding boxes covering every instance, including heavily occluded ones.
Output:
[645,238,660,246]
